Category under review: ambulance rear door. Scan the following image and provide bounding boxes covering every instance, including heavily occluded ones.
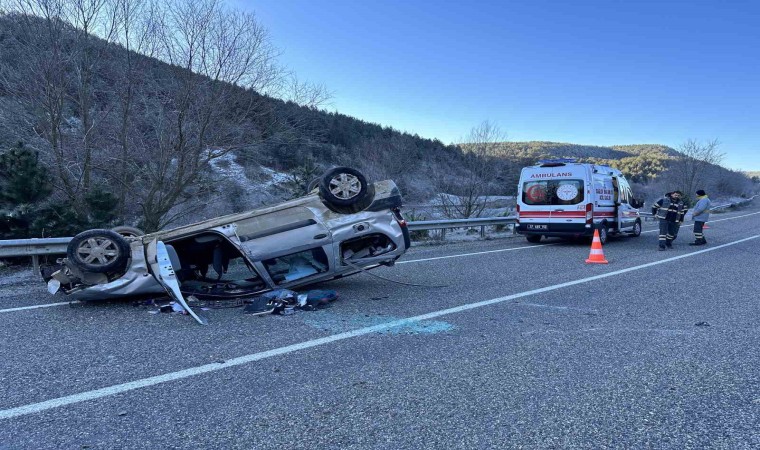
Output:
[519,165,588,233]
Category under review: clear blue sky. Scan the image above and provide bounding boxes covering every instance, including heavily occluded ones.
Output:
[236,0,760,171]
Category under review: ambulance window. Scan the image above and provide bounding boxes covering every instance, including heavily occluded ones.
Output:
[523,181,549,205]
[617,178,632,204]
[522,180,583,205]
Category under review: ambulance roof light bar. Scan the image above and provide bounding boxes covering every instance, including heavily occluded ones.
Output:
[538,158,577,167]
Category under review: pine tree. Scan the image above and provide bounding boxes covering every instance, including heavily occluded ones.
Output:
[0,142,51,208]
[0,142,52,238]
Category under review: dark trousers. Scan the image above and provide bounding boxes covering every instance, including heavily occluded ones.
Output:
[693,221,706,242]
[658,220,679,247]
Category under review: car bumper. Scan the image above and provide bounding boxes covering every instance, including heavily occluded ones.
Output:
[517,223,594,238]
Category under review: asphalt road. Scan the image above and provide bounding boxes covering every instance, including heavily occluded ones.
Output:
[1,206,759,449]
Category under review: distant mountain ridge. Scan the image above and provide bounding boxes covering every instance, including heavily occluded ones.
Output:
[486,141,679,161]
[469,141,676,183]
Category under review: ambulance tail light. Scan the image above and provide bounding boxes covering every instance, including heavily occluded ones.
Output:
[515,204,520,223]
[585,203,593,224]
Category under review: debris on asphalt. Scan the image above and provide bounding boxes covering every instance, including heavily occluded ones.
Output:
[243,295,276,316]
[187,295,246,309]
[243,288,339,316]
[146,300,187,315]
[695,321,711,327]
[142,288,340,317]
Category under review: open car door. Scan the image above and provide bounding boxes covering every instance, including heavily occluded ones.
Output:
[147,239,208,325]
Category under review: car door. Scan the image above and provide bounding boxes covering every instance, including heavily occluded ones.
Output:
[235,206,334,287]
[615,177,638,231]
[146,239,208,325]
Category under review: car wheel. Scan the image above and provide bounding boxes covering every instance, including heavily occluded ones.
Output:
[629,220,642,237]
[306,177,320,193]
[598,223,609,245]
[67,229,131,274]
[319,167,373,209]
[111,225,145,238]
[526,235,542,243]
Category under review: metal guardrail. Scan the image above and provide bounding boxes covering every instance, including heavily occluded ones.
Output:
[407,217,515,230]
[0,237,72,258]
[0,237,72,273]
[407,216,516,239]
[1,195,756,271]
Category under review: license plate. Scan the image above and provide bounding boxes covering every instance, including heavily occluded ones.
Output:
[527,224,548,230]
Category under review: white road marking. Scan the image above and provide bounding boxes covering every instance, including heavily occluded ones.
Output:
[2,233,759,420]
[0,301,79,314]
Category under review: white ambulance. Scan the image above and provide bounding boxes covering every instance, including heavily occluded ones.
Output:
[515,159,643,244]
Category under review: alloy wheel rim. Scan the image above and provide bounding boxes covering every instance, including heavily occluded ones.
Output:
[328,173,362,200]
[76,238,120,266]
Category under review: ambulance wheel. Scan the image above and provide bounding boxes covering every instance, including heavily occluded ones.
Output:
[629,220,642,237]
[597,223,609,245]
[526,235,542,243]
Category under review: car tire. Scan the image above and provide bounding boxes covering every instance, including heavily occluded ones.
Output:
[67,229,131,274]
[598,223,609,245]
[526,235,542,243]
[111,225,145,238]
[629,220,642,237]
[319,167,374,211]
[306,177,320,193]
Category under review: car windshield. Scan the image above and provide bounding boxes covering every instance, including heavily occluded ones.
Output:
[522,179,584,205]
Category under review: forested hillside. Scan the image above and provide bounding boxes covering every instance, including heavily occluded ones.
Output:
[0,2,755,240]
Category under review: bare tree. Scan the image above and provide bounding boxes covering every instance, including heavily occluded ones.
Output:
[356,135,418,184]
[103,0,159,221]
[671,138,724,202]
[132,0,283,230]
[283,75,333,111]
[3,0,120,206]
[437,120,506,218]
[1,1,76,202]
[64,0,119,192]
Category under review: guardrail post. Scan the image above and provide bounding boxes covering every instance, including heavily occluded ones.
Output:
[480,226,485,238]
[32,255,39,275]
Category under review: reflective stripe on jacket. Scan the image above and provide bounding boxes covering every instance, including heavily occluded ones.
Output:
[652,196,685,222]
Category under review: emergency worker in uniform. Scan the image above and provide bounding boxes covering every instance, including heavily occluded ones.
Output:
[652,190,686,250]
[689,189,711,245]
[672,195,689,242]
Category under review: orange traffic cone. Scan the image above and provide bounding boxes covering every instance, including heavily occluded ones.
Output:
[585,229,609,264]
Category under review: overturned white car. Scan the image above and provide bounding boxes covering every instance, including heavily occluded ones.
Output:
[43,167,410,324]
